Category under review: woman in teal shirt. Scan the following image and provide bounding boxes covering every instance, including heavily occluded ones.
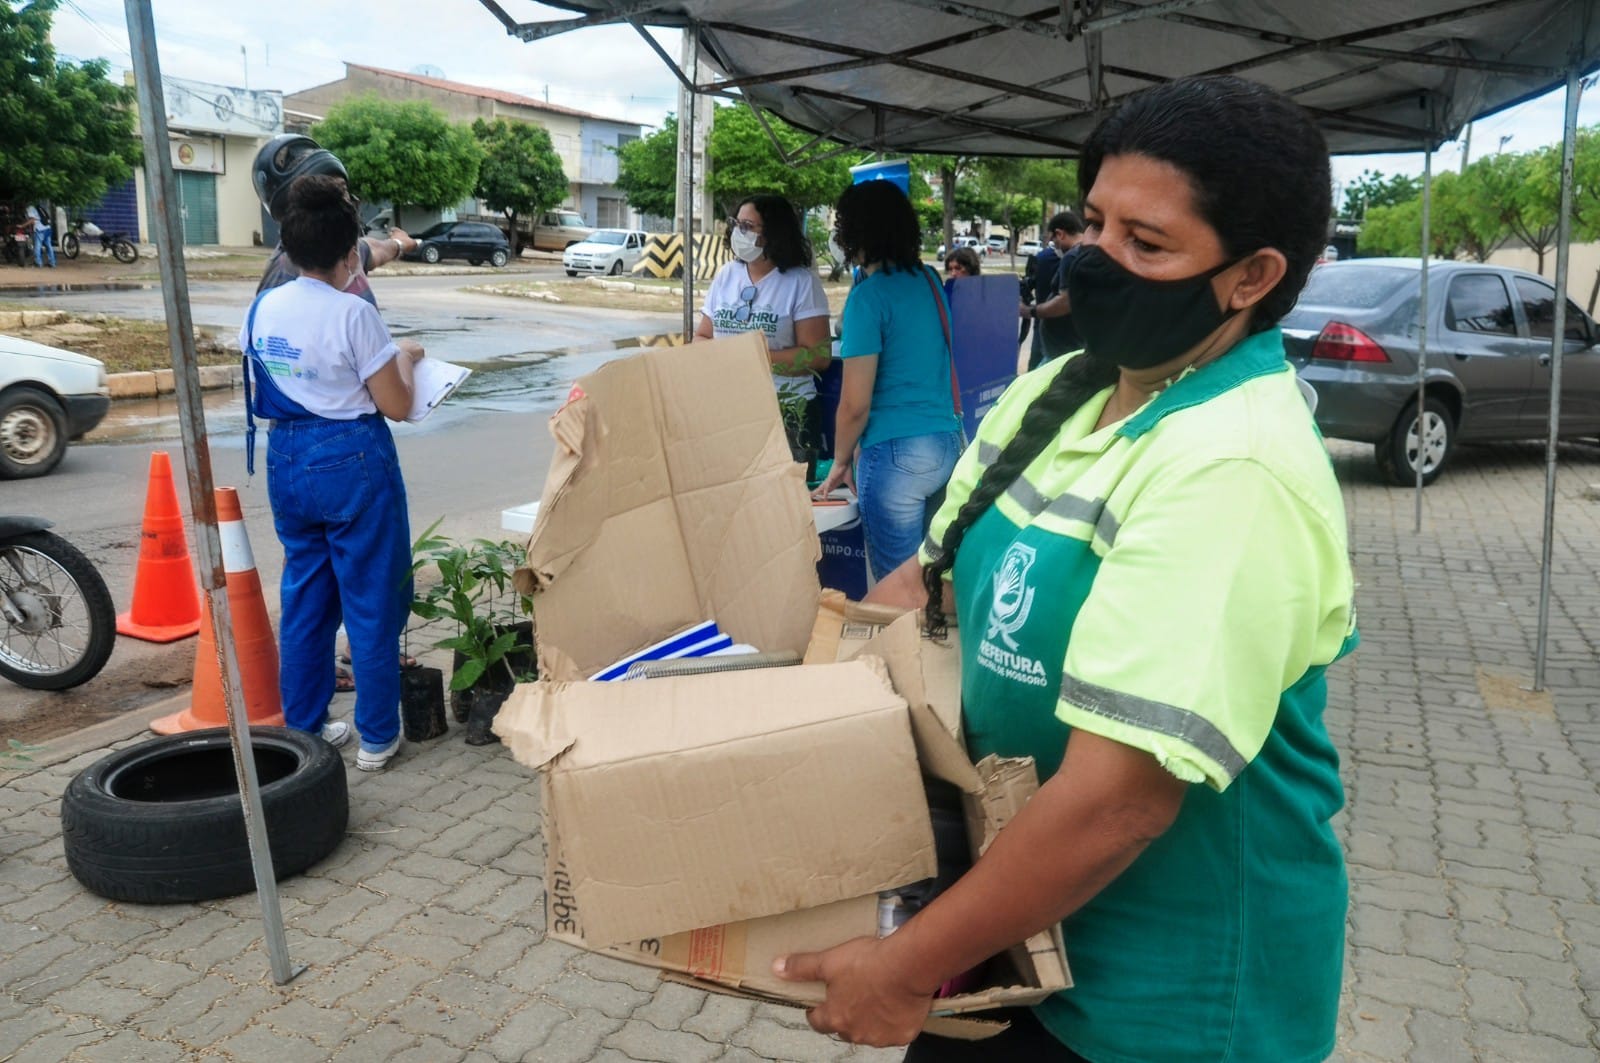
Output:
[813,180,963,581]
[778,76,1357,1063]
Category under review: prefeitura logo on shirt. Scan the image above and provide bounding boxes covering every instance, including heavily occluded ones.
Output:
[978,543,1049,686]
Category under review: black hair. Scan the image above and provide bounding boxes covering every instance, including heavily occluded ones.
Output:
[922,75,1331,635]
[1047,210,1083,236]
[278,174,361,273]
[735,193,813,271]
[945,247,982,275]
[832,180,923,274]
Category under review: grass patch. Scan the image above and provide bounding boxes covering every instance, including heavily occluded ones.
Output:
[6,312,235,372]
[474,276,859,316]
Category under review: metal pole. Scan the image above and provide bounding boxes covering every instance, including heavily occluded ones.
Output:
[1414,144,1432,530]
[682,29,698,339]
[1533,64,1583,691]
[124,0,301,986]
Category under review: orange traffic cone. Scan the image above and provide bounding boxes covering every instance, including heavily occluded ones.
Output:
[117,451,203,642]
[151,488,285,734]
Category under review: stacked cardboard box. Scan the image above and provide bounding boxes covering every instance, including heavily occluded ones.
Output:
[497,333,1069,1037]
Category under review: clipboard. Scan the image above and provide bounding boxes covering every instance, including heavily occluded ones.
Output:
[406,358,471,423]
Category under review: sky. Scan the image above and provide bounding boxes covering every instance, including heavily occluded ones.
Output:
[49,0,1600,197]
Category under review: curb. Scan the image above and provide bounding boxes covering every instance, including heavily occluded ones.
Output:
[106,364,242,400]
[13,693,189,775]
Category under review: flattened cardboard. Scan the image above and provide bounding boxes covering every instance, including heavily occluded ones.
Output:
[514,333,821,679]
[497,659,936,948]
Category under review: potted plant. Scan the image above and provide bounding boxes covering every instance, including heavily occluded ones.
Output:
[409,521,536,745]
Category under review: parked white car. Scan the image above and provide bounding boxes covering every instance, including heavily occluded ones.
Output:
[563,229,650,276]
[936,235,986,258]
[0,335,110,478]
[1018,239,1044,258]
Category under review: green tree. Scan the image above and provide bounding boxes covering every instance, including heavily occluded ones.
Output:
[0,0,141,210]
[706,105,856,218]
[473,118,567,254]
[1019,157,1079,237]
[1475,148,1561,274]
[313,95,482,230]
[615,114,678,220]
[1340,169,1421,219]
[1432,166,1509,263]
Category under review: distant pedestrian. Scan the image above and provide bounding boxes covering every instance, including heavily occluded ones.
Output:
[1020,211,1085,368]
[26,203,55,269]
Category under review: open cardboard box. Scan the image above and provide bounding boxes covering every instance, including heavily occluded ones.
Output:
[497,333,1069,1036]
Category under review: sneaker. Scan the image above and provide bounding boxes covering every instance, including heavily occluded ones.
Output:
[356,736,401,772]
[320,720,353,748]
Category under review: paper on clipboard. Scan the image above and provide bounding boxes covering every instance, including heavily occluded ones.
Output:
[406,358,471,423]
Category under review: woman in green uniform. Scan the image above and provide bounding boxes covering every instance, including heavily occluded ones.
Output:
[775,75,1357,1063]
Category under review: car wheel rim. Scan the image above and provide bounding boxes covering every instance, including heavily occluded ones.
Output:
[0,406,56,465]
[1404,412,1448,473]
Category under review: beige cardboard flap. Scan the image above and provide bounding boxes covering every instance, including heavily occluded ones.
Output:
[527,659,937,948]
[517,333,821,680]
[491,681,576,770]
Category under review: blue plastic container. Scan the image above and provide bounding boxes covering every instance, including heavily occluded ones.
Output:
[849,159,912,197]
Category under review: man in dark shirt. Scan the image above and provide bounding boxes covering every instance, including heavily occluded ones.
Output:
[1019,211,1085,370]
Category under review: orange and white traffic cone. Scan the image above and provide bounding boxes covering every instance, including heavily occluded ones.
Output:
[151,487,285,734]
[116,451,202,642]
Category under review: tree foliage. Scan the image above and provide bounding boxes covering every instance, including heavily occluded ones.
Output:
[0,0,142,208]
[705,105,855,218]
[314,95,482,227]
[473,118,567,252]
[615,113,678,220]
[1340,169,1421,218]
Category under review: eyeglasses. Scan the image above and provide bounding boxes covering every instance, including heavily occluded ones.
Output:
[733,284,759,324]
[728,217,763,235]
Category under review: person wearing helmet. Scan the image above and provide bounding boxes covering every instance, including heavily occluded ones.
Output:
[253,133,418,307]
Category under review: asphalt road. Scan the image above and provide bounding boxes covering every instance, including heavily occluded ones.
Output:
[1,272,682,741]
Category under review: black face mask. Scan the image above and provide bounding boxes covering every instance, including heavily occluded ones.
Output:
[1066,244,1242,370]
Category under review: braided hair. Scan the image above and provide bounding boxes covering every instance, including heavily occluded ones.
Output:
[920,74,1331,636]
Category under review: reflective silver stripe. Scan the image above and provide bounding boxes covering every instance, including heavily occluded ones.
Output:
[976,440,1002,467]
[921,533,943,561]
[1059,674,1248,782]
[1003,477,1048,517]
[1044,493,1104,526]
[1094,507,1120,549]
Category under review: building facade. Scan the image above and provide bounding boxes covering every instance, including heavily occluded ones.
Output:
[284,64,641,229]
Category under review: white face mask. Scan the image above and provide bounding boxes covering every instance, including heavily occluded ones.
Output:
[730,227,764,263]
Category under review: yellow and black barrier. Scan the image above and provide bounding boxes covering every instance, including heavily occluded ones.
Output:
[632,232,730,281]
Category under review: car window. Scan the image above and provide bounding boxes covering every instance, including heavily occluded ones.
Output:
[1513,277,1591,343]
[1445,274,1516,336]
[1297,265,1413,308]
[557,213,585,227]
[590,231,626,245]
[417,223,450,239]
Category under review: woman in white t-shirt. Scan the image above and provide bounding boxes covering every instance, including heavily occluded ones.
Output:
[693,194,831,464]
[240,174,423,773]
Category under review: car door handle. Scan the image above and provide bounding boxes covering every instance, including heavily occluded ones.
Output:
[1539,354,1552,366]
[1453,353,1470,361]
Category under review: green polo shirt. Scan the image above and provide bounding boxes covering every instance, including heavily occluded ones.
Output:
[920,328,1356,1063]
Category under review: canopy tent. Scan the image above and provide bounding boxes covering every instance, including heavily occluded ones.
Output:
[479,0,1600,157]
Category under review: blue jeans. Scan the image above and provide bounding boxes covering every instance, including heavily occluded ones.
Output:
[267,415,411,749]
[33,226,54,268]
[855,430,962,582]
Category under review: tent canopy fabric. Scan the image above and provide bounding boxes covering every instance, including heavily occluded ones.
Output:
[482,0,1600,157]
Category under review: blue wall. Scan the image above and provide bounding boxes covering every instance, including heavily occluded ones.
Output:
[85,179,139,241]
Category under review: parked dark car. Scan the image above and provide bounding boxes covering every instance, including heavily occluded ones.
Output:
[403,221,511,267]
[1285,259,1600,485]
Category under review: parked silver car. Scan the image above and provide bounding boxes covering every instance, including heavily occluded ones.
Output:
[1285,259,1600,485]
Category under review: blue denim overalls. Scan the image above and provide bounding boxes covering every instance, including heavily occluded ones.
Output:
[245,292,412,750]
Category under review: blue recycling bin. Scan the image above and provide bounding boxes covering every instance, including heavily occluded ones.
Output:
[815,498,870,601]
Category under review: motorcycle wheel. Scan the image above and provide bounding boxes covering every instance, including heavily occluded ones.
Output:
[61,233,80,259]
[111,239,138,264]
[0,530,116,690]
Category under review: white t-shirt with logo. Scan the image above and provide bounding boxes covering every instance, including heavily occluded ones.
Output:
[240,276,400,420]
[700,260,830,402]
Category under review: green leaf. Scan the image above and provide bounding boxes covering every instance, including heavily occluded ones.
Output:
[452,658,488,690]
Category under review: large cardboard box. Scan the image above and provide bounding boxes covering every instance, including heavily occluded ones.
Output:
[499,334,1068,1034]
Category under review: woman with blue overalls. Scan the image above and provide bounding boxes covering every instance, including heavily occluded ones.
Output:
[239,174,421,772]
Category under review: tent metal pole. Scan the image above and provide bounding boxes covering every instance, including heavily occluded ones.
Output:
[1533,63,1583,691]
[1414,144,1431,531]
[682,28,698,339]
[124,0,300,986]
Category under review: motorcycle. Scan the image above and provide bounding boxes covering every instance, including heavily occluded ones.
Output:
[60,220,138,265]
[0,517,115,690]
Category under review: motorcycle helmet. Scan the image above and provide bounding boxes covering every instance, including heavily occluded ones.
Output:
[252,134,348,221]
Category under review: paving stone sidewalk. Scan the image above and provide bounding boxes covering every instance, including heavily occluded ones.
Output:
[3,438,1599,1061]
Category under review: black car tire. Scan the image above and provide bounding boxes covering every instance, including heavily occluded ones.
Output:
[0,386,69,479]
[608,259,623,276]
[469,257,483,266]
[61,727,348,904]
[421,244,441,264]
[490,249,509,268]
[565,269,578,277]
[1376,396,1455,487]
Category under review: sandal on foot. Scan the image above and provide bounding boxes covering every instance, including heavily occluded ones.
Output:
[334,665,356,693]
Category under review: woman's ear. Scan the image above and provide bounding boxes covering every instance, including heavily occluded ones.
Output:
[1223,249,1289,312]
